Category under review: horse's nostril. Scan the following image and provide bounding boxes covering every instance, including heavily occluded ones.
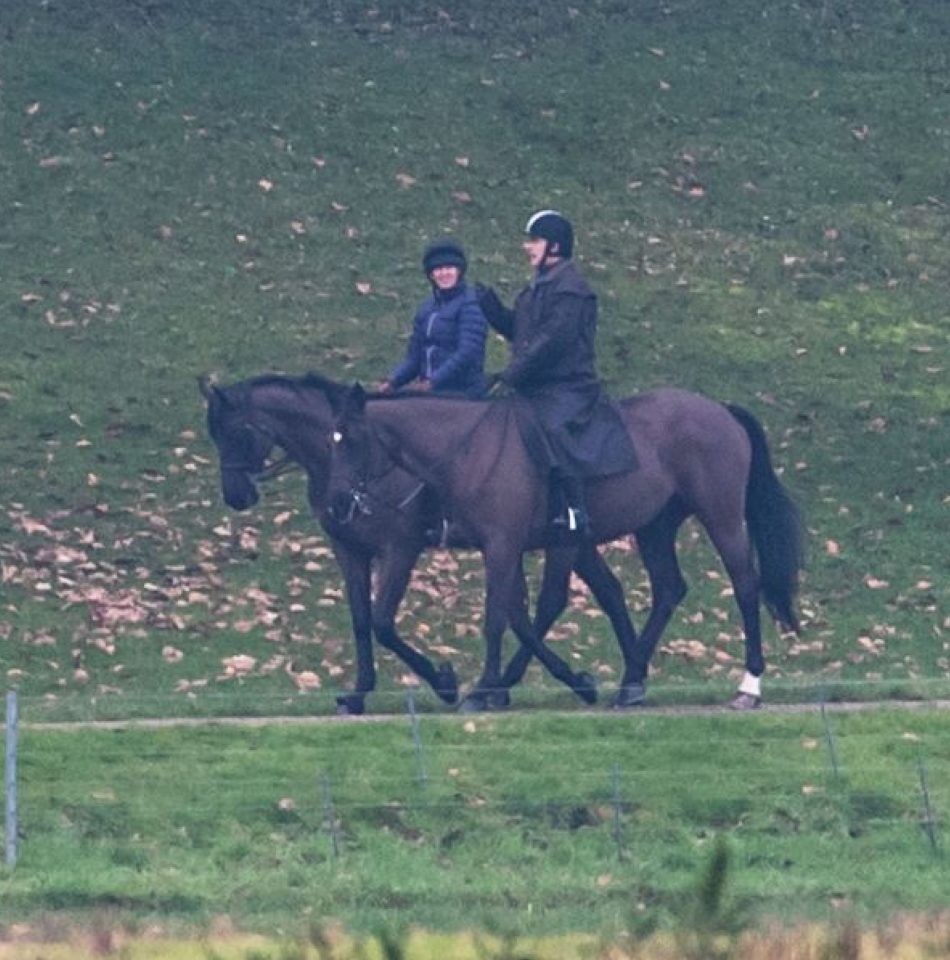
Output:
[223,478,259,511]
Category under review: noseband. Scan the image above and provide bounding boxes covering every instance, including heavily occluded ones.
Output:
[219,420,295,482]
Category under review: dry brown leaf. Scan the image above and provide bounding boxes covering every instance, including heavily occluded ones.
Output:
[221,654,256,675]
[293,670,321,690]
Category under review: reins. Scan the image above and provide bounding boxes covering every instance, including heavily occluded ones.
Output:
[353,396,501,513]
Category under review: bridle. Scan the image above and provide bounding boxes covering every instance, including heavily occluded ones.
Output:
[218,417,296,483]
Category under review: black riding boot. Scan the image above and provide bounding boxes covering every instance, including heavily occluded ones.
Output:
[549,471,591,540]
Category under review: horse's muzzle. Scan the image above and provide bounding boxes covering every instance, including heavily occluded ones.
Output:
[222,474,260,511]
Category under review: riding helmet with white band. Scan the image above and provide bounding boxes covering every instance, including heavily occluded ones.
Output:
[525,209,574,259]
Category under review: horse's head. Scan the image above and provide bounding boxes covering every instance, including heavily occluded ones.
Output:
[325,383,381,525]
[200,376,275,511]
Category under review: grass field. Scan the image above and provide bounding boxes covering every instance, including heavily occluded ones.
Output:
[1,708,949,942]
[0,0,948,945]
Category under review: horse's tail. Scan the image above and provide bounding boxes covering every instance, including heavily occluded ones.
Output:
[727,404,806,633]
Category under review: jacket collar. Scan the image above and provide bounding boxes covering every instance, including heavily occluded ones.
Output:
[432,281,467,303]
[531,258,571,289]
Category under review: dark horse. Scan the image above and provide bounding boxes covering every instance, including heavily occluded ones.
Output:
[201,373,644,713]
[327,386,805,710]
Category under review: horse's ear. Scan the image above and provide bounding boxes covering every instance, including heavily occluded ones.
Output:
[198,373,227,404]
[198,374,232,411]
[343,382,368,416]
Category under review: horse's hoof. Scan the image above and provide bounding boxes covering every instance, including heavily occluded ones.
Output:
[335,694,366,716]
[434,662,459,705]
[487,688,510,711]
[575,671,598,705]
[730,691,762,711]
[613,682,646,709]
[459,688,510,713]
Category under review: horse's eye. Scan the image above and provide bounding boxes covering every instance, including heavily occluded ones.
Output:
[332,431,343,444]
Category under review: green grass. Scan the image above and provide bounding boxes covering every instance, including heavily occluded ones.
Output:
[0,0,948,939]
[2,1,948,719]
[1,710,948,937]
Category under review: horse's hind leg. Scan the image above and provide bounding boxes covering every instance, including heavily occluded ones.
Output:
[372,547,459,706]
[573,543,640,706]
[498,558,533,695]
[620,501,690,706]
[701,513,763,710]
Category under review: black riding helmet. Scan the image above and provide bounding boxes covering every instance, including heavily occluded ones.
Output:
[422,238,467,277]
[525,209,574,259]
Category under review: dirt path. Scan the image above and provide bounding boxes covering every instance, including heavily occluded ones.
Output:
[18,697,950,732]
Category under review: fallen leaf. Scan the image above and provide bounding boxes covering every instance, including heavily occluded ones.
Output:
[221,654,256,675]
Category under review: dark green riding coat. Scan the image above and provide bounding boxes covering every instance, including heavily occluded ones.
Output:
[481,260,637,480]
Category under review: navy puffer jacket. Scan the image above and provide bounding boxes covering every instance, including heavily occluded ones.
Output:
[387,283,487,397]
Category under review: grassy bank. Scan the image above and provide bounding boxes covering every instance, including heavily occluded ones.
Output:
[2,709,948,935]
[1,1,947,720]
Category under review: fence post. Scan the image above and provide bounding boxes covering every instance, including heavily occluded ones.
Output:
[917,750,941,857]
[406,689,427,787]
[819,701,840,780]
[320,771,340,862]
[611,763,626,862]
[5,691,18,869]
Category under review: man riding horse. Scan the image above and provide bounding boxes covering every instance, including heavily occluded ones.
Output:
[478,210,637,538]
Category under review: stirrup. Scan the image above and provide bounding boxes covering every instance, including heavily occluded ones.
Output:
[550,507,590,538]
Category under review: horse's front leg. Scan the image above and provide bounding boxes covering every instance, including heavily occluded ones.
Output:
[330,541,376,716]
[500,544,617,706]
[372,544,458,706]
[520,544,598,704]
[460,541,517,713]
[467,543,594,712]
[499,554,597,704]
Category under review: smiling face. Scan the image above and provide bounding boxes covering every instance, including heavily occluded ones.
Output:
[429,264,461,290]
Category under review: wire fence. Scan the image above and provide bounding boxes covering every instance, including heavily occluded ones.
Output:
[4,687,948,872]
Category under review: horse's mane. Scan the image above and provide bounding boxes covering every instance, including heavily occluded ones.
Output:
[301,371,346,394]
[220,372,486,408]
